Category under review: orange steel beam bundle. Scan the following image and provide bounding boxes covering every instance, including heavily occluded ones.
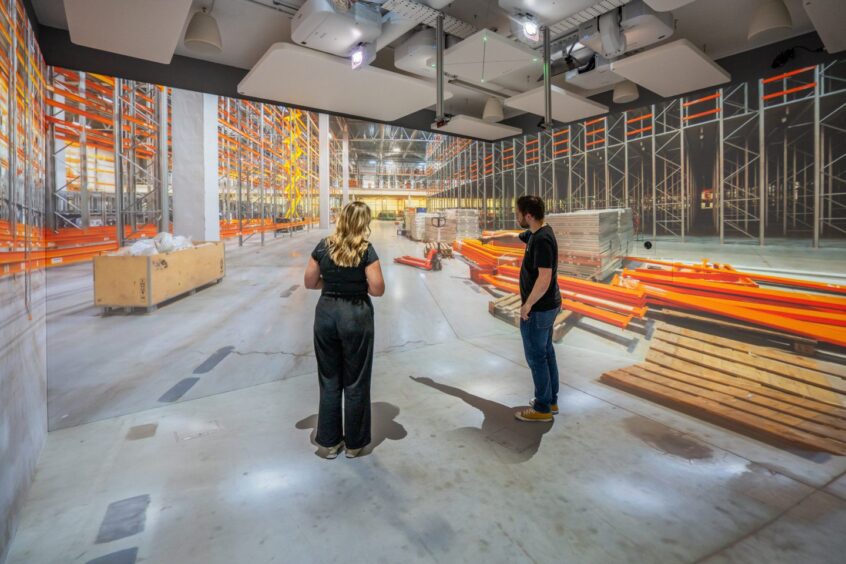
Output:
[622,269,846,313]
[626,256,846,296]
[481,273,520,294]
[558,287,648,318]
[563,299,632,329]
[496,264,647,306]
[634,282,846,348]
[634,279,846,327]
[628,267,757,286]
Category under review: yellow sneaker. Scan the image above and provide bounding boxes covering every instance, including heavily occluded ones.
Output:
[530,399,559,415]
[514,408,553,422]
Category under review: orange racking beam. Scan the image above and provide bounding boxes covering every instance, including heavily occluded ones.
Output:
[623,269,846,312]
[626,256,846,295]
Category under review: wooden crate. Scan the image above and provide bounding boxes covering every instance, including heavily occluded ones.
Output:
[601,323,846,454]
[94,241,225,312]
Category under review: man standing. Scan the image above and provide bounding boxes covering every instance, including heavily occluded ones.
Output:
[483,196,561,422]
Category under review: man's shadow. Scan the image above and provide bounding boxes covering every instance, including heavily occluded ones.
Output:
[411,376,553,464]
[295,402,407,457]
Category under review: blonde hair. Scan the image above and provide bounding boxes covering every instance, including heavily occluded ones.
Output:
[327,201,372,268]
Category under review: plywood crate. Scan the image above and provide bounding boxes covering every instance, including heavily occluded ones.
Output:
[94,241,225,311]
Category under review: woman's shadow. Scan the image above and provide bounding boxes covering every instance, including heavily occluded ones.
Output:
[295,402,407,457]
[410,376,553,464]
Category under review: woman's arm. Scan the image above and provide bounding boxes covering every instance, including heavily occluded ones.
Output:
[365,260,385,297]
[303,257,324,290]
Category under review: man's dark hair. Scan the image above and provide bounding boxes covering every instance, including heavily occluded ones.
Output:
[516,195,545,221]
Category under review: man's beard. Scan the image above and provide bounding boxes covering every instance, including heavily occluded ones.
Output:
[518,218,529,228]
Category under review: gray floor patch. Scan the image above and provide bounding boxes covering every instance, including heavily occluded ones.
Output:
[86,548,138,564]
[95,495,150,544]
[193,346,235,374]
[280,284,300,298]
[158,378,199,403]
[125,423,158,441]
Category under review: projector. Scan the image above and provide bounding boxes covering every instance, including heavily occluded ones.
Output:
[291,0,381,57]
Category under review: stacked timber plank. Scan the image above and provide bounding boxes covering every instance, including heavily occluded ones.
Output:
[488,294,575,341]
[602,324,846,455]
[546,209,634,280]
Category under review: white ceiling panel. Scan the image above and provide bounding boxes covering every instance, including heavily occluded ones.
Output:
[64,0,194,64]
[803,0,846,55]
[505,85,608,123]
[432,114,521,141]
[610,39,731,97]
[441,29,541,84]
[239,43,451,122]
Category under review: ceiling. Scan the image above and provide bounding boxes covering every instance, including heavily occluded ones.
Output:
[31,0,827,141]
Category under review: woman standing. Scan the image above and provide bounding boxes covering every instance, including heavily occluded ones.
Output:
[304,202,385,459]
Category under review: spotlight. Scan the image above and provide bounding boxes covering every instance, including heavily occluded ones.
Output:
[185,3,222,54]
[523,17,540,42]
[748,0,792,41]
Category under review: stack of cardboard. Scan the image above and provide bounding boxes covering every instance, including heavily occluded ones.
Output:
[425,212,457,243]
[545,208,634,280]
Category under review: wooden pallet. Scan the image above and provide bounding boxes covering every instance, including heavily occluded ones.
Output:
[601,323,846,455]
[488,295,576,341]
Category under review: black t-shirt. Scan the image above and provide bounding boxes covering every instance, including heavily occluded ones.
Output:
[518,225,561,313]
[311,239,379,298]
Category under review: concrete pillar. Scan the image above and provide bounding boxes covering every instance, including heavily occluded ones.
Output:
[172,89,220,241]
[342,135,350,206]
[319,113,330,229]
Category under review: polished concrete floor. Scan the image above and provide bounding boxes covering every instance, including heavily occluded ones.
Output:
[7,222,846,563]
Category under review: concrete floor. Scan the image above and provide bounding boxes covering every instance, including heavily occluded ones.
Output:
[7,222,846,563]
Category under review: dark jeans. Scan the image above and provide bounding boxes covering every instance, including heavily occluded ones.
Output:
[519,306,560,414]
[313,295,374,449]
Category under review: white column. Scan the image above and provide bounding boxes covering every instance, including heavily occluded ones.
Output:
[172,89,220,241]
[342,135,350,206]
[319,113,330,229]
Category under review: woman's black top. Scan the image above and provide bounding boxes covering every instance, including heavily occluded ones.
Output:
[311,239,379,299]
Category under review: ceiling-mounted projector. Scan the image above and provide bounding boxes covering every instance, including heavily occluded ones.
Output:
[291,0,381,57]
[579,0,673,59]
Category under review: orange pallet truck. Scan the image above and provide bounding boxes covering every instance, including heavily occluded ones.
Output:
[394,248,442,271]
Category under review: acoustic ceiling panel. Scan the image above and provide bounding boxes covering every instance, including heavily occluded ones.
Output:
[64,0,193,64]
[610,39,730,97]
[239,43,451,122]
[803,0,846,54]
[441,29,541,84]
[432,115,522,141]
[505,85,608,122]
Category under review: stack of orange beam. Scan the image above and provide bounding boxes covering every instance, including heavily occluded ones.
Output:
[619,259,846,348]
[455,238,648,329]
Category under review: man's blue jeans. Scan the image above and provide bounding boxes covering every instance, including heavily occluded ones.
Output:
[519,307,560,414]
